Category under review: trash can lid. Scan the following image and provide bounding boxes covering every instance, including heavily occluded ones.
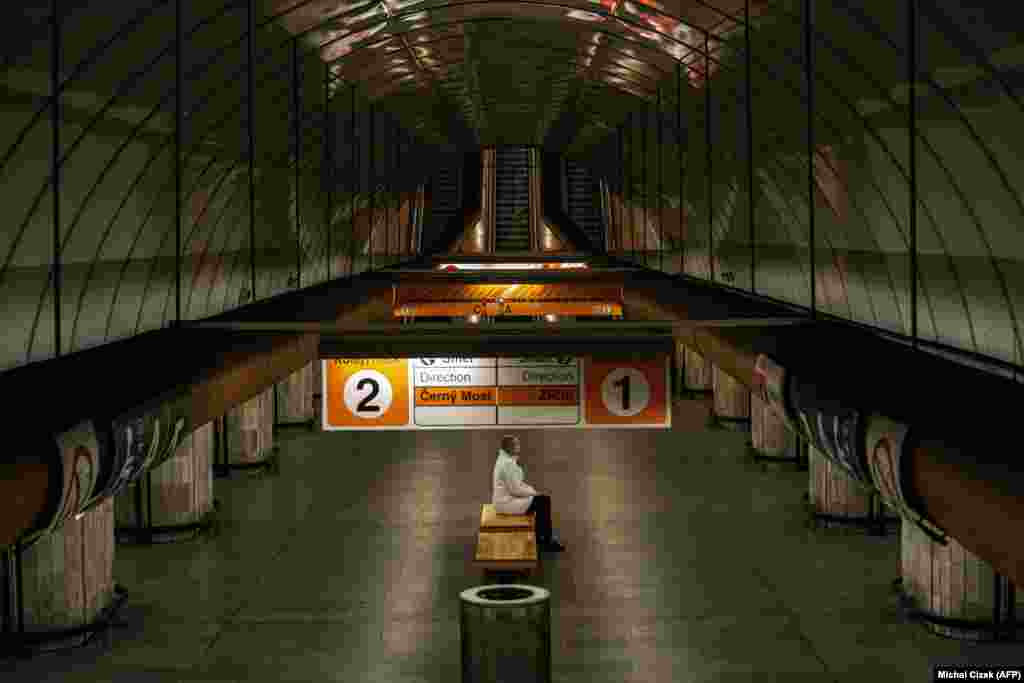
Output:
[460,585,550,606]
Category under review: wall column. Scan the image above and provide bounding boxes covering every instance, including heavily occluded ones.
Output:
[898,519,1023,641]
[114,423,215,543]
[1,499,124,653]
[274,361,315,429]
[681,346,712,399]
[216,387,276,475]
[749,392,801,465]
[807,445,896,534]
[710,364,751,431]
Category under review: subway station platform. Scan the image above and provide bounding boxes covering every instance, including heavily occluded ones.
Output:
[3,398,1020,682]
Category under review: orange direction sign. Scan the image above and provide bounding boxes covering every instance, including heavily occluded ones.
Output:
[585,355,671,427]
[498,386,579,406]
[324,359,410,430]
[322,354,670,430]
[412,358,498,426]
[415,386,497,406]
[497,357,581,426]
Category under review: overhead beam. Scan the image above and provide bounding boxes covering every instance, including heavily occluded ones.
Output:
[319,333,673,359]
[192,319,804,334]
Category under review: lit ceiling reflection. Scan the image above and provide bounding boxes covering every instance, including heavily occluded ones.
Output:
[271,0,720,150]
[435,262,589,271]
[299,0,701,81]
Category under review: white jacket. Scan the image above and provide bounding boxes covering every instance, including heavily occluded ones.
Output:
[492,449,537,515]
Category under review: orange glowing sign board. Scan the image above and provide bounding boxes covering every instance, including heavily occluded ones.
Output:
[394,283,624,319]
[394,301,622,318]
[322,355,670,430]
[435,262,589,271]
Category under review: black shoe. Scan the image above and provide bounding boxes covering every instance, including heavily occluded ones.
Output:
[540,539,565,553]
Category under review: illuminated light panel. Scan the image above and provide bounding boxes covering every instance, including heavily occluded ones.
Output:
[565,9,603,22]
[541,224,562,251]
[634,29,661,41]
[644,12,677,35]
[435,262,589,271]
[345,7,384,25]
[397,301,622,317]
[614,57,648,71]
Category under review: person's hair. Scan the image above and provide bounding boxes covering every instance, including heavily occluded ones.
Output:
[500,435,518,453]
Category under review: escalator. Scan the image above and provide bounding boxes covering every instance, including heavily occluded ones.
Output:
[564,160,605,251]
[494,146,532,251]
[423,162,462,251]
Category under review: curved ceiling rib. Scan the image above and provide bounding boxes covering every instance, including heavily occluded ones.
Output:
[328,31,674,97]
[265,0,750,148]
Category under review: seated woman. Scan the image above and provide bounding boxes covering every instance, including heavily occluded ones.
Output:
[492,434,565,552]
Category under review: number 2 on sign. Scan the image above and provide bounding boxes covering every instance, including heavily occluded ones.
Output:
[343,370,394,419]
[357,378,380,413]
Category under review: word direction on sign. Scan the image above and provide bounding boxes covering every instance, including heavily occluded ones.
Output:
[496,357,580,426]
[413,357,498,426]
[323,354,669,430]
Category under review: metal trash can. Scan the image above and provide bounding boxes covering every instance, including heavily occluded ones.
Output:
[460,584,551,683]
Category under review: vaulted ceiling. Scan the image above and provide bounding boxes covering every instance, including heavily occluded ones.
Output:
[271,0,748,149]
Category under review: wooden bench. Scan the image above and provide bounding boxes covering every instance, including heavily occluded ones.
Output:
[480,503,535,532]
[474,504,538,574]
[475,531,538,572]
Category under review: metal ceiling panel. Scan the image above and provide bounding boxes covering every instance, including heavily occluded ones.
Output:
[266,0,758,151]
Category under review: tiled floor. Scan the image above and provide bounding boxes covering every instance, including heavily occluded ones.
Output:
[4,398,1022,682]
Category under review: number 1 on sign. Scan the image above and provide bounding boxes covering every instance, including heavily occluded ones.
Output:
[613,374,631,411]
[600,367,650,417]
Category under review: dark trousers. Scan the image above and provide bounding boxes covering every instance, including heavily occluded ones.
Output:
[526,494,553,544]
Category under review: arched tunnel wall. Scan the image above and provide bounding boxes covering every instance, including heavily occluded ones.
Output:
[5,1,1021,372]
[573,0,1024,370]
[0,1,441,373]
